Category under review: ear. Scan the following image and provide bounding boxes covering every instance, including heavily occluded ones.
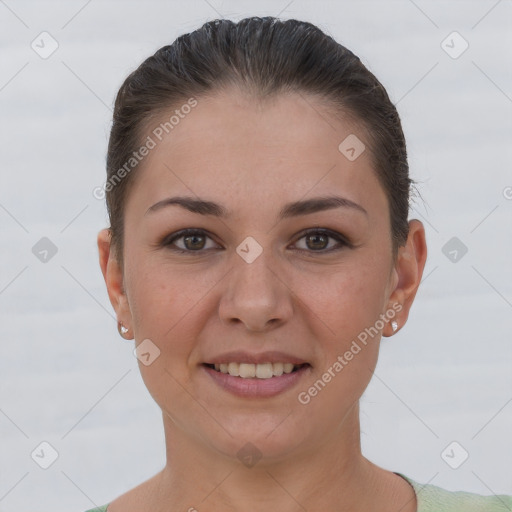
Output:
[97,228,133,337]
[383,219,427,337]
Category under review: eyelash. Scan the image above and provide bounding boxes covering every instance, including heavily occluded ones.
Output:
[161,228,351,255]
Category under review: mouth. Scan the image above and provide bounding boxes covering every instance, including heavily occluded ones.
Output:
[201,362,311,397]
[203,362,309,379]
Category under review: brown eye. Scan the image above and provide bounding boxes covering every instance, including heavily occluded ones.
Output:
[305,232,329,250]
[182,233,206,250]
[163,229,219,253]
[162,228,349,255]
[293,229,349,253]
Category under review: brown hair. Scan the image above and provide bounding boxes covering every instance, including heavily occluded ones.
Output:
[105,16,416,266]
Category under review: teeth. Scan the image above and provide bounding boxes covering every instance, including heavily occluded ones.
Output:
[228,362,240,376]
[273,362,284,376]
[211,362,302,378]
[283,363,294,374]
[239,363,256,378]
[255,363,273,379]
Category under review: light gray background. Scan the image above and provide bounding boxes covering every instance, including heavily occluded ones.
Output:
[0,1,511,510]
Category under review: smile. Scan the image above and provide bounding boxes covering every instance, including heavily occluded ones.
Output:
[201,362,311,398]
[205,362,308,379]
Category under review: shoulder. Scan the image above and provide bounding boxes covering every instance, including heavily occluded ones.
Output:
[82,506,109,512]
[396,473,512,512]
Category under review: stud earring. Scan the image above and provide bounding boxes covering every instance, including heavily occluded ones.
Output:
[391,320,398,332]
[118,322,129,336]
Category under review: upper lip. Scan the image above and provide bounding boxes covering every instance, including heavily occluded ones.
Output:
[204,351,309,365]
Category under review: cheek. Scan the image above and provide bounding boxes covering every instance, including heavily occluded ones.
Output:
[296,272,384,418]
[125,252,187,330]
[126,260,217,374]
[295,263,387,403]
[126,270,200,411]
[298,264,388,343]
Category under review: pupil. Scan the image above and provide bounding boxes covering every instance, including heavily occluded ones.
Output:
[185,234,204,250]
[307,234,327,250]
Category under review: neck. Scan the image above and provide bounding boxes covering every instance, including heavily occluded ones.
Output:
[149,402,397,512]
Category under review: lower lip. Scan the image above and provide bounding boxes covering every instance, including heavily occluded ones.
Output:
[202,364,311,398]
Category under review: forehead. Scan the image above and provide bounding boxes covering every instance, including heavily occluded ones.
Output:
[127,89,387,221]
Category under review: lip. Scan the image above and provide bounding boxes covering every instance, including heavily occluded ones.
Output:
[201,363,311,398]
[204,350,309,365]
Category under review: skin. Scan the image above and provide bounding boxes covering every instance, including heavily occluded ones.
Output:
[98,88,427,512]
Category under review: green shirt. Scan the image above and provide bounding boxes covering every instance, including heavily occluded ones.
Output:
[83,473,512,511]
[395,473,512,511]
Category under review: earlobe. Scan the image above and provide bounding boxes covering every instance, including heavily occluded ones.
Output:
[384,219,427,336]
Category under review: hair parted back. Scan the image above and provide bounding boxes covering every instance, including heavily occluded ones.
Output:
[106,16,415,266]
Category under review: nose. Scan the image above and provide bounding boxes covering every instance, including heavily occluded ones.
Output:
[218,249,294,332]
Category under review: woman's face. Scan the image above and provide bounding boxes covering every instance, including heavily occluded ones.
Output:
[104,89,413,461]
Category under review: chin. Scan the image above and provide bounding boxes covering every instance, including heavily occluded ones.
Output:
[202,414,314,465]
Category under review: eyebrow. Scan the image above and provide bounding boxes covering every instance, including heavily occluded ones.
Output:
[145,195,368,219]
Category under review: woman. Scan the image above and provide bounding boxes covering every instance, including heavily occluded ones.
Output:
[87,17,511,512]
